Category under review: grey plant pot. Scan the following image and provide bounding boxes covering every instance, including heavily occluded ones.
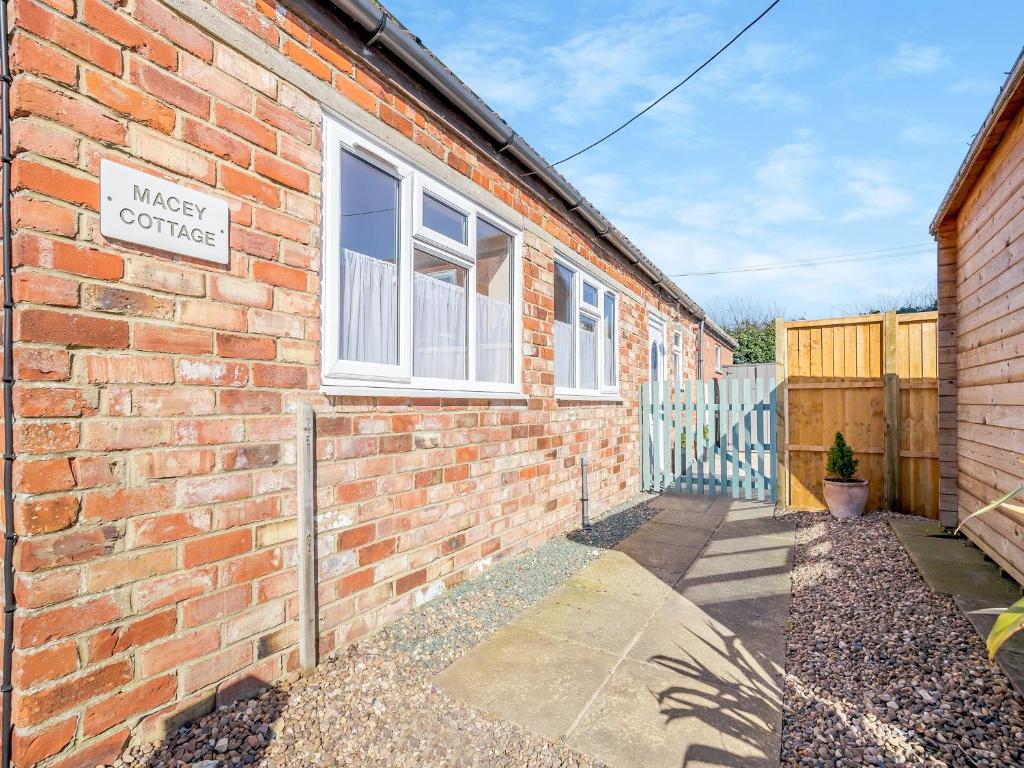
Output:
[823,478,869,519]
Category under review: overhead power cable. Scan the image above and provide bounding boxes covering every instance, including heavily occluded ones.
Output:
[522,0,783,177]
[669,243,934,277]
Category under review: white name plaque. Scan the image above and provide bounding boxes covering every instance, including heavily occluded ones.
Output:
[100,160,229,264]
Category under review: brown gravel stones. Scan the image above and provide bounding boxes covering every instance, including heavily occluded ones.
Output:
[782,512,1024,767]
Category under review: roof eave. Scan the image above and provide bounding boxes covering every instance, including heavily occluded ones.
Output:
[930,47,1024,235]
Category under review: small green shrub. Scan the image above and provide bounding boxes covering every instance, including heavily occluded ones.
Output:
[825,431,859,481]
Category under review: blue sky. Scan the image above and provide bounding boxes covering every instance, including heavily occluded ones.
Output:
[386,0,1023,319]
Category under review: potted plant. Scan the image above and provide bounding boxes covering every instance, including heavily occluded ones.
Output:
[823,431,868,519]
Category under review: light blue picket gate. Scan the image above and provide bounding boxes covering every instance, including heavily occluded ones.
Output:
[640,377,778,502]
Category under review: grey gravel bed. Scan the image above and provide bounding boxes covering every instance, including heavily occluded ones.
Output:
[782,511,1024,768]
[110,494,658,768]
[382,493,660,670]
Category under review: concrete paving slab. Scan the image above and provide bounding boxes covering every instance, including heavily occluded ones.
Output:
[615,535,704,575]
[649,494,718,513]
[434,624,617,740]
[435,494,790,768]
[652,506,727,531]
[568,657,780,768]
[566,551,677,604]
[890,518,1020,602]
[955,594,1024,692]
[511,581,658,656]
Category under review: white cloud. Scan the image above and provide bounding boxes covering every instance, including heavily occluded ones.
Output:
[949,77,999,96]
[836,161,915,222]
[751,142,822,224]
[888,43,948,75]
[898,121,954,145]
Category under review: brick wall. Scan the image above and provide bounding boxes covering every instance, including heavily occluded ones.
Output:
[702,331,732,380]
[6,0,711,765]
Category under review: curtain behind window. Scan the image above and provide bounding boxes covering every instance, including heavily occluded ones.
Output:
[477,294,512,383]
[413,272,467,379]
[554,320,574,388]
[580,319,597,389]
[339,249,398,365]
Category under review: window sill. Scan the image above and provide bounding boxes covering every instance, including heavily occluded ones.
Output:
[555,392,623,403]
[321,383,528,401]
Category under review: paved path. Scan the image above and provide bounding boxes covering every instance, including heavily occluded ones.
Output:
[435,494,795,768]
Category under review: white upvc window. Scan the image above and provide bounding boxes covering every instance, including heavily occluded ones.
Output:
[554,256,618,399]
[715,343,722,373]
[321,114,522,396]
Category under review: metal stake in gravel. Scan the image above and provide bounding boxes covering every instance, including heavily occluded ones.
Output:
[581,455,591,531]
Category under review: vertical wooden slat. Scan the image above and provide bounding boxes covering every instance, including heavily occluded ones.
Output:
[775,318,789,507]
[640,382,650,491]
[756,377,766,501]
[733,376,741,499]
[769,376,778,503]
[297,402,316,675]
[718,379,728,496]
[743,377,753,500]
[696,381,706,495]
[684,380,693,495]
[674,379,682,491]
[654,380,663,489]
[883,311,901,512]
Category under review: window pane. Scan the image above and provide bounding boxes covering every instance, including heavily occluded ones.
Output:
[579,314,598,390]
[339,150,399,365]
[603,293,616,386]
[554,263,574,388]
[476,220,513,383]
[414,249,467,379]
[582,282,598,306]
[423,193,467,243]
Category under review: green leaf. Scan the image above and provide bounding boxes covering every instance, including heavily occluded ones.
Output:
[954,484,1024,536]
[987,596,1024,660]
[967,607,1009,616]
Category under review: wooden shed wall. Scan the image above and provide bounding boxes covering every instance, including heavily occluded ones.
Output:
[951,100,1024,584]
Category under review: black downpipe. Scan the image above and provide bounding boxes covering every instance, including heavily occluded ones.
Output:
[1,0,15,760]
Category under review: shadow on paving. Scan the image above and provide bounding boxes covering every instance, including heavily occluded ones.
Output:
[436,492,796,768]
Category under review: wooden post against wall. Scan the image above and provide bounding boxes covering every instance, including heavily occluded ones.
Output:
[296,401,316,674]
[774,317,788,508]
[883,311,901,513]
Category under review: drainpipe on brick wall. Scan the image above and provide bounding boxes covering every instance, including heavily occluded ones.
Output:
[1,0,15,760]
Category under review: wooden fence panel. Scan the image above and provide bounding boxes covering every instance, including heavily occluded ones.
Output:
[779,311,939,517]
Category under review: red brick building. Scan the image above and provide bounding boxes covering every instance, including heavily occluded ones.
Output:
[2,0,734,764]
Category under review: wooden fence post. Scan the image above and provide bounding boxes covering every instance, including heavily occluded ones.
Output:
[296,401,316,674]
[883,311,901,513]
[774,318,788,508]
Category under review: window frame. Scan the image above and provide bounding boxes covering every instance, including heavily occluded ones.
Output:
[648,313,667,384]
[673,330,683,386]
[321,114,523,397]
[554,254,619,400]
[715,343,722,373]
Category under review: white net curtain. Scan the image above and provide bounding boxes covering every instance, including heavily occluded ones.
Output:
[413,269,467,379]
[339,248,398,365]
[339,248,511,382]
